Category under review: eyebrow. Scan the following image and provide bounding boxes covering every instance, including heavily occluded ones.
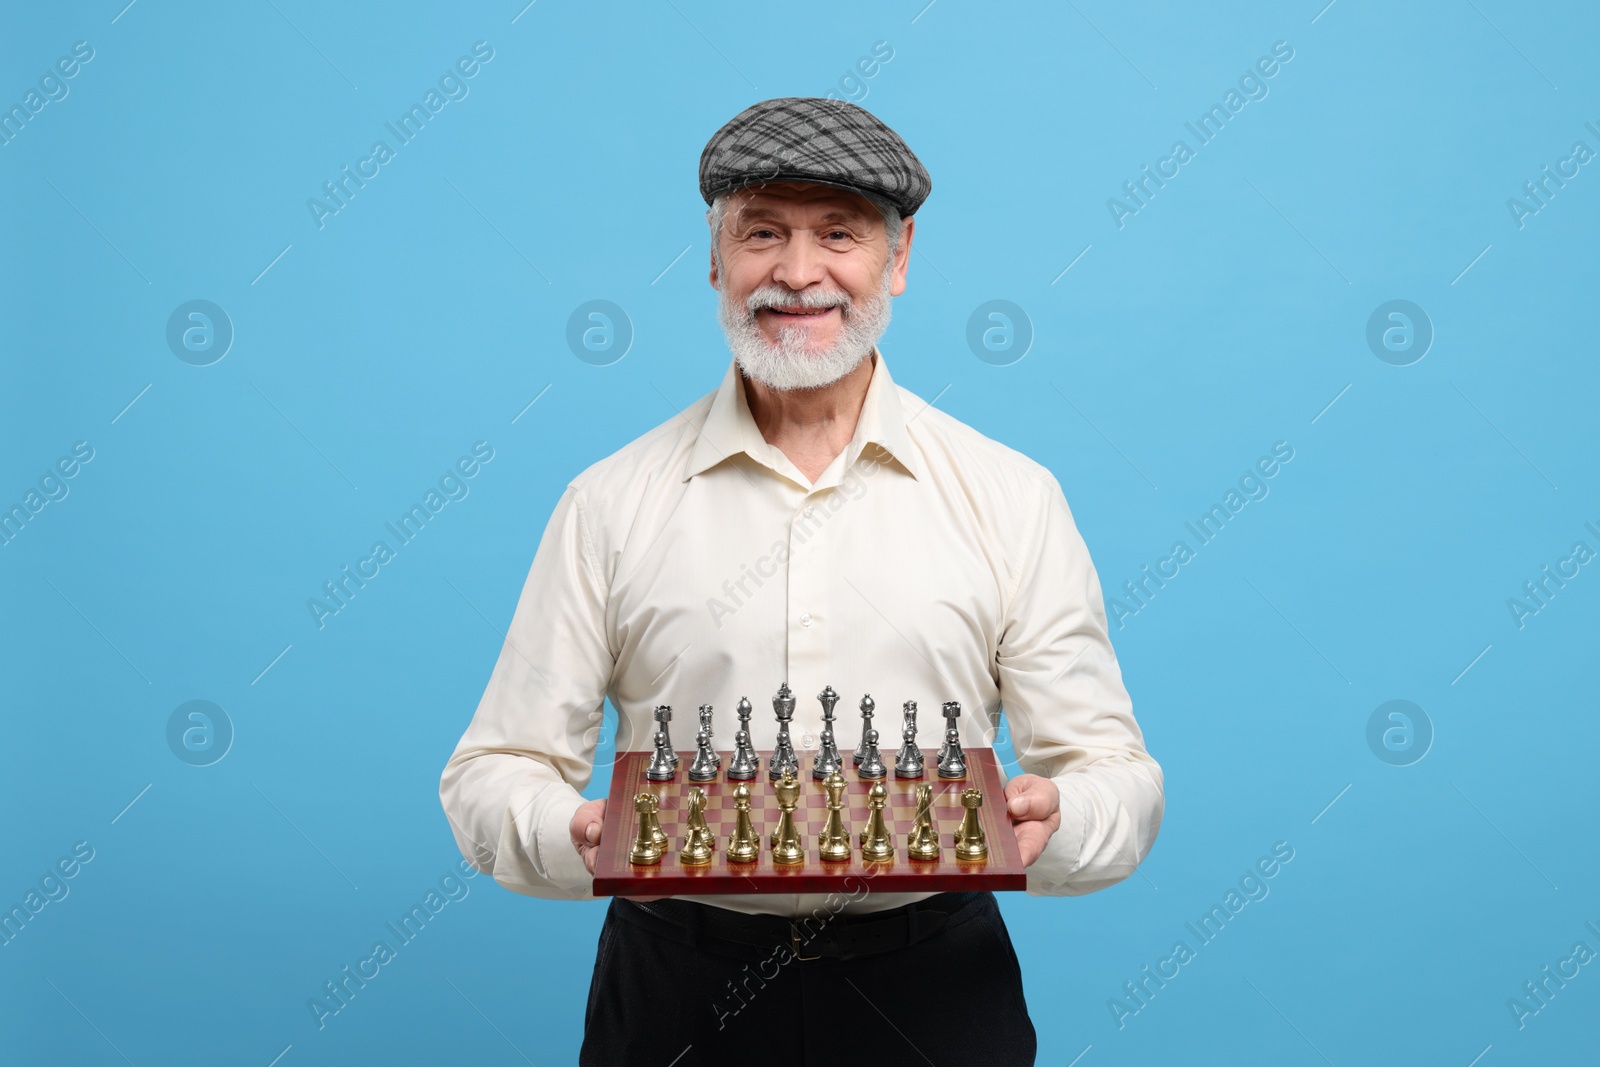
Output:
[733,205,872,226]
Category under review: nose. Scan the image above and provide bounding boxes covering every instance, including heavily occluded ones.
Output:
[769,233,828,291]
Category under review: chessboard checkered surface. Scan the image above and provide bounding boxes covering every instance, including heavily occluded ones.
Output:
[592,749,1025,895]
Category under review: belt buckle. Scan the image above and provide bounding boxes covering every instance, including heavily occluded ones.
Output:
[789,922,822,962]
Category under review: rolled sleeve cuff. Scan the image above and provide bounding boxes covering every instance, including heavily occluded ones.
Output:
[532,789,594,900]
[480,786,594,902]
[1024,761,1164,897]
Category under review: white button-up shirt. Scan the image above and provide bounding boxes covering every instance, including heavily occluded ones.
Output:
[439,347,1163,917]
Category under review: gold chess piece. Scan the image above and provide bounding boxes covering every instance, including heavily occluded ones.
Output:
[817,771,852,863]
[906,782,941,861]
[769,769,788,849]
[860,781,894,862]
[648,801,668,854]
[770,768,805,865]
[726,783,760,863]
[953,787,989,862]
[680,786,714,865]
[628,792,663,866]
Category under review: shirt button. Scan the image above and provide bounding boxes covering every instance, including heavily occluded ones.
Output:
[800,612,813,627]
[804,505,816,518]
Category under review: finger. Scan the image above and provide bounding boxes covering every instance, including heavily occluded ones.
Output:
[569,800,605,848]
[1004,774,1035,801]
[1006,775,1040,817]
[1011,780,1036,825]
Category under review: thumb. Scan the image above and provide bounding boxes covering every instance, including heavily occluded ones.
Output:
[1007,785,1031,817]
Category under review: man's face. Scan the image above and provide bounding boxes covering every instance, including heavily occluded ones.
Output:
[710,181,913,391]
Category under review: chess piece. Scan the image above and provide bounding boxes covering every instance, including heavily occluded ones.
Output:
[894,699,925,779]
[680,786,714,865]
[860,781,894,862]
[812,686,843,779]
[628,792,664,865]
[770,768,804,865]
[937,700,968,779]
[906,783,940,861]
[646,729,675,782]
[936,701,953,764]
[688,704,721,782]
[954,787,989,862]
[646,797,668,853]
[688,727,719,782]
[857,727,887,780]
[817,771,851,863]
[853,693,876,765]
[769,683,800,781]
[727,697,760,780]
[726,783,760,863]
[653,705,679,771]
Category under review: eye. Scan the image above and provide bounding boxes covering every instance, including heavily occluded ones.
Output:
[825,229,851,241]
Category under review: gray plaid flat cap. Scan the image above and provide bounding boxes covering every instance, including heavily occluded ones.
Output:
[699,97,931,218]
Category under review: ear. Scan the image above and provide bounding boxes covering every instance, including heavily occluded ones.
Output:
[888,216,915,298]
[707,210,720,290]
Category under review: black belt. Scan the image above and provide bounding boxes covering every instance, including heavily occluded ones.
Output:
[613,891,984,962]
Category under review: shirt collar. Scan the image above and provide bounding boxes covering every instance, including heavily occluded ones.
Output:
[683,346,924,485]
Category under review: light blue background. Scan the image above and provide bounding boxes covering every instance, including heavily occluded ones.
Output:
[3,1,1596,1064]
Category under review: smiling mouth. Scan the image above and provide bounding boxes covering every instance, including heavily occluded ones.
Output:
[762,305,839,319]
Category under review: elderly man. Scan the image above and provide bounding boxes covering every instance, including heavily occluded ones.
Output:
[440,97,1163,1066]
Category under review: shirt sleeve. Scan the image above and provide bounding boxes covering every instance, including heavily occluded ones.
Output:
[438,483,611,901]
[996,472,1165,896]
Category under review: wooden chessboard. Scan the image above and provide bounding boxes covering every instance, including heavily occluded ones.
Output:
[592,748,1026,895]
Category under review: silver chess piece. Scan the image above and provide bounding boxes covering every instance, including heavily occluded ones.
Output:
[852,693,875,766]
[812,685,843,779]
[727,696,760,780]
[688,704,720,782]
[652,705,679,771]
[769,683,800,780]
[857,726,887,780]
[894,699,925,779]
[937,700,968,779]
[937,701,952,765]
[646,728,675,781]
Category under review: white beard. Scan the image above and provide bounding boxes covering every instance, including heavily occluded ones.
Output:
[716,260,894,391]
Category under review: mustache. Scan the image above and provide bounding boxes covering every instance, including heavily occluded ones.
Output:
[744,286,854,316]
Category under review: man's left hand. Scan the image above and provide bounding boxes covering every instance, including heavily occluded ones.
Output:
[1004,774,1061,867]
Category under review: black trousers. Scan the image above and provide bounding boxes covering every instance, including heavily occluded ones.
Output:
[579,891,1037,1066]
